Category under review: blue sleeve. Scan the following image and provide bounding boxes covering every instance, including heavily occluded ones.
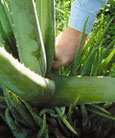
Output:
[68,0,108,34]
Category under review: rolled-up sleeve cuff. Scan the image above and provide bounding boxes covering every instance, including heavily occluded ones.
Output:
[68,6,96,34]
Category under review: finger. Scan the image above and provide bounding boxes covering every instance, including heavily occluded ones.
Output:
[53,60,63,69]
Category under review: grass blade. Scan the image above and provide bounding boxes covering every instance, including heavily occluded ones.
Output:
[95,17,114,49]
[82,19,106,58]
[102,40,115,58]
[36,0,55,74]
[37,113,47,138]
[87,107,115,120]
[55,107,78,135]
[71,17,89,75]
[101,48,115,69]
[68,95,80,121]
[81,48,98,76]
[97,13,104,41]
[23,100,43,127]
[91,104,111,115]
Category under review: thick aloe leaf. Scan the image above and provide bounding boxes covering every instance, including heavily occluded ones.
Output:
[0,47,55,106]
[52,75,115,106]
[5,108,29,138]
[9,0,47,76]
[3,88,36,129]
[0,47,115,107]
[36,0,55,74]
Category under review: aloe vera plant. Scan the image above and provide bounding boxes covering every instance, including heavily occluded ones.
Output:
[0,0,115,137]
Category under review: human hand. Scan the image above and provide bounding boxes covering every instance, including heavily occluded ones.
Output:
[53,27,87,69]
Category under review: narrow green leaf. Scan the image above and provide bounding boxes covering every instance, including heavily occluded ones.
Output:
[0,20,6,42]
[0,21,6,47]
[81,48,98,76]
[0,109,6,121]
[64,4,69,27]
[58,117,70,136]
[3,87,23,123]
[91,50,100,76]
[36,0,55,74]
[101,48,115,68]
[81,104,89,127]
[68,95,80,121]
[0,95,6,109]
[95,17,114,49]
[2,0,13,29]
[0,0,13,41]
[39,109,55,116]
[91,104,111,115]
[37,113,47,138]
[0,0,18,58]
[73,95,80,107]
[87,108,115,120]
[23,100,43,127]
[71,17,89,75]
[109,63,115,77]
[102,40,115,58]
[55,107,78,135]
[5,108,29,138]
[3,88,36,129]
[56,7,70,15]
[0,20,13,53]
[97,13,104,41]
[82,19,106,59]
[5,108,18,130]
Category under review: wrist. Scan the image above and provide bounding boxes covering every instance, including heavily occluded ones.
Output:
[67,26,87,41]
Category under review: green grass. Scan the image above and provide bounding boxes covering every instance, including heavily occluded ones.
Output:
[56,0,72,35]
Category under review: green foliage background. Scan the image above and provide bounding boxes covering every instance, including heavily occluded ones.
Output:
[56,0,115,45]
